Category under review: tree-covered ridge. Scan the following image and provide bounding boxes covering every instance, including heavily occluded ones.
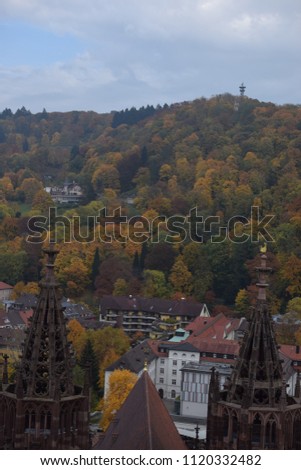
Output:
[0,94,301,316]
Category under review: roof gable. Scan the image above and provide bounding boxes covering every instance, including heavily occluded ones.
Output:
[106,340,158,373]
[96,371,187,450]
[0,282,13,290]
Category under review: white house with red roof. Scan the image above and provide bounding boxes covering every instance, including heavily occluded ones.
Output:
[0,281,13,302]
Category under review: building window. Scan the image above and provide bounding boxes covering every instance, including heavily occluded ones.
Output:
[172,379,176,385]
[173,360,177,366]
[223,410,229,438]
[252,414,262,445]
[159,378,164,384]
[172,369,177,375]
[160,358,165,364]
[171,390,176,398]
[160,368,164,374]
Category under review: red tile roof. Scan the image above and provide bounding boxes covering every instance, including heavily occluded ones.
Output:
[0,282,13,290]
[18,309,33,327]
[280,344,301,362]
[188,336,239,356]
[186,313,246,341]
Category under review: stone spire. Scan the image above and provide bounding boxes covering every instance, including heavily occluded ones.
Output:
[18,244,74,399]
[0,244,90,450]
[206,249,301,450]
[226,252,284,408]
[2,353,9,385]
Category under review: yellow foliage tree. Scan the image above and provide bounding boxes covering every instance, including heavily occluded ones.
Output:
[281,254,301,297]
[169,255,192,297]
[99,369,137,431]
[234,289,250,317]
[98,348,120,392]
[19,177,43,204]
[0,176,14,199]
[67,319,88,358]
[12,281,40,299]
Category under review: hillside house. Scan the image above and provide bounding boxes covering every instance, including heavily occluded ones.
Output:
[0,282,13,302]
[45,181,83,204]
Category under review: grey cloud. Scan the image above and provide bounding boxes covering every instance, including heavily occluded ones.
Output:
[0,0,300,112]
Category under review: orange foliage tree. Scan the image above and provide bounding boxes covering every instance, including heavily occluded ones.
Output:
[67,319,88,359]
[99,369,137,431]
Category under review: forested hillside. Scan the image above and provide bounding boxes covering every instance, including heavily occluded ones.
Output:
[1,94,301,315]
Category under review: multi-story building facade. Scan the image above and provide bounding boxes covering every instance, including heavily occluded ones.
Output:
[99,295,210,336]
[180,361,232,419]
[155,342,200,399]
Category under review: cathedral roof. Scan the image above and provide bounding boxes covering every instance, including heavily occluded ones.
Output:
[96,371,187,450]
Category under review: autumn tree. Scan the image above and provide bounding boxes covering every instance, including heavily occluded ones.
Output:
[0,176,14,199]
[12,281,40,299]
[67,319,88,358]
[91,326,130,368]
[92,164,120,193]
[56,256,90,297]
[0,251,28,285]
[99,369,137,431]
[0,203,14,223]
[169,256,192,297]
[0,216,19,241]
[142,269,171,298]
[98,349,119,393]
[18,177,43,204]
[144,242,176,275]
[95,256,132,297]
[286,297,301,317]
[90,326,130,400]
[113,278,128,296]
[235,289,250,317]
[31,189,54,213]
[281,254,301,298]
[159,163,173,181]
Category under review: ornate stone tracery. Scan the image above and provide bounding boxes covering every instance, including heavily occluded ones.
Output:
[0,245,90,449]
[207,251,301,450]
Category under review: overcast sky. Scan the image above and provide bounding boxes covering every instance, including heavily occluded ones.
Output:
[1,0,300,113]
